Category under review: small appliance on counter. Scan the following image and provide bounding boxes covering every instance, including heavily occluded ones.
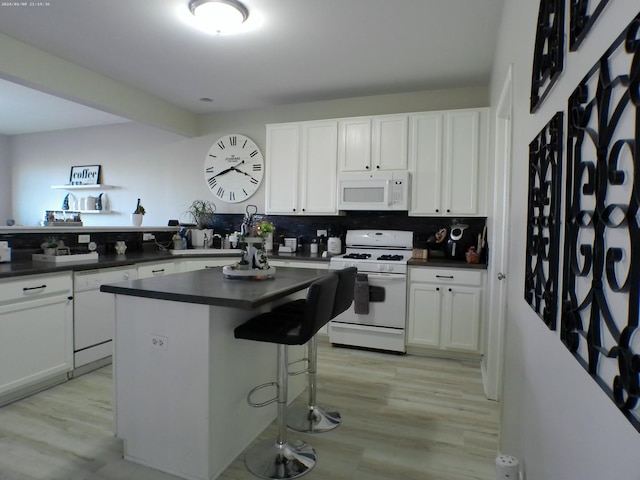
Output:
[444,223,475,260]
[0,241,11,263]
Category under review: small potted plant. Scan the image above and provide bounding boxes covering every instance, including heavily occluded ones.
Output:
[41,237,59,256]
[185,200,216,248]
[255,220,275,269]
[131,198,145,226]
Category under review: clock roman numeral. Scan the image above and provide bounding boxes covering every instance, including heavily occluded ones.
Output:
[208,154,217,158]
[250,178,258,185]
[229,136,237,146]
[242,139,248,148]
[217,186,225,197]
[242,188,248,196]
[252,164,262,171]
[205,167,215,173]
[217,141,225,149]
[250,150,258,158]
[229,191,235,201]
[208,177,217,188]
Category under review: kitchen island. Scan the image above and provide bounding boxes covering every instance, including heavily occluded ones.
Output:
[101,266,328,480]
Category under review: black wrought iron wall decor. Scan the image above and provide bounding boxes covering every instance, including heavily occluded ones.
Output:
[525,112,564,330]
[569,0,611,51]
[561,12,640,432]
[530,0,565,113]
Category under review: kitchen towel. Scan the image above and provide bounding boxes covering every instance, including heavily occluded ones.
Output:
[354,273,370,314]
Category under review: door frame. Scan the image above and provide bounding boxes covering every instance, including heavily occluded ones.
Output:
[482,65,513,401]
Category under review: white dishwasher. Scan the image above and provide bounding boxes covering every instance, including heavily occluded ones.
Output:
[73,265,137,369]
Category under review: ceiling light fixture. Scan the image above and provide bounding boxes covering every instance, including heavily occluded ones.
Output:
[188,0,249,34]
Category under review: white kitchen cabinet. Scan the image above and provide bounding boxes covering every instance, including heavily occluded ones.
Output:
[408,108,489,216]
[338,114,408,172]
[407,267,484,354]
[137,261,177,279]
[266,120,338,215]
[0,272,73,404]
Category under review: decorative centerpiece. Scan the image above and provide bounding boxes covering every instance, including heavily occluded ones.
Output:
[41,237,59,256]
[223,220,276,280]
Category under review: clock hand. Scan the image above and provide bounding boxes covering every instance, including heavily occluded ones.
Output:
[232,166,259,183]
[210,160,245,179]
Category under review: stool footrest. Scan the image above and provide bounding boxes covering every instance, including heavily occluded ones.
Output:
[287,357,309,376]
[248,381,278,407]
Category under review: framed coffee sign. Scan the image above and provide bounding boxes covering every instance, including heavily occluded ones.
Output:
[69,165,100,185]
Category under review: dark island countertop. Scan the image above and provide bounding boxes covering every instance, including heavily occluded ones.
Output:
[100,266,328,310]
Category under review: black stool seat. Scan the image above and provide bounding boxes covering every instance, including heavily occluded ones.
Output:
[233,273,338,480]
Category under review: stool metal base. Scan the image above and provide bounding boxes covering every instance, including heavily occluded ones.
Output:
[244,438,317,479]
[286,404,342,433]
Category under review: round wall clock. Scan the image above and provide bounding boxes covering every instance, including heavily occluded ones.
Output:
[203,134,264,203]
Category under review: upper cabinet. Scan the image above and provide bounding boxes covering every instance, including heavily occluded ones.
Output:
[338,114,408,172]
[408,108,489,217]
[265,120,338,215]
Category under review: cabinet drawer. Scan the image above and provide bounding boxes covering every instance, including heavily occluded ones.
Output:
[137,261,177,279]
[409,267,484,286]
[0,273,72,304]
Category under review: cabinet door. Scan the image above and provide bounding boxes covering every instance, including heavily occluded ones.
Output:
[338,118,371,172]
[407,283,442,348]
[443,110,480,215]
[408,113,443,215]
[0,294,73,397]
[265,124,300,214]
[441,286,482,352]
[300,121,338,214]
[372,115,408,170]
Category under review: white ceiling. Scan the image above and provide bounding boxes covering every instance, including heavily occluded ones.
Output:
[0,0,504,135]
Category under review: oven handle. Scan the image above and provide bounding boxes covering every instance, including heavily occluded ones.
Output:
[362,272,406,280]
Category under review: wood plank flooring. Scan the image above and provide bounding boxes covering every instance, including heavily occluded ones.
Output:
[0,344,499,480]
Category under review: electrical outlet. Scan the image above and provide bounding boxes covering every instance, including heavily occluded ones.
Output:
[143,233,155,241]
[149,334,168,351]
[78,234,90,243]
[316,229,327,237]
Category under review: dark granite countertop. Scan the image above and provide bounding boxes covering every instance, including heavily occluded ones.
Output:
[100,266,328,309]
[408,257,487,270]
[0,250,242,279]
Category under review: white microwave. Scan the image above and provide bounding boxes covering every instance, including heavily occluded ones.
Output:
[337,171,410,211]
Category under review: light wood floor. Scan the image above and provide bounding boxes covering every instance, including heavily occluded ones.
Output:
[0,344,499,480]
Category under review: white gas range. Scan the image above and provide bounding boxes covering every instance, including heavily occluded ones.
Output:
[329,230,413,353]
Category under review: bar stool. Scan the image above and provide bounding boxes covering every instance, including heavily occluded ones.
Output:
[233,273,338,480]
[276,267,357,433]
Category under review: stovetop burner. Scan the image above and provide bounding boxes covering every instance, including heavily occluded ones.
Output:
[343,253,372,259]
[377,254,404,261]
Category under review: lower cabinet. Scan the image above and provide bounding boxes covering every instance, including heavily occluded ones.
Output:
[407,267,484,354]
[0,272,73,405]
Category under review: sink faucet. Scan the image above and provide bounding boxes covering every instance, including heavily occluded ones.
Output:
[203,233,209,249]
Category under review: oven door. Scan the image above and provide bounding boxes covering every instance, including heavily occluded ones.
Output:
[331,272,407,329]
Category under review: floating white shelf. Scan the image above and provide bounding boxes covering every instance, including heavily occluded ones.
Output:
[77,210,114,214]
[51,184,114,190]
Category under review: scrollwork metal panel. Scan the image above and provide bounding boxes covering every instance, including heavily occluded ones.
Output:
[525,112,564,329]
[530,0,565,113]
[569,0,610,51]
[562,13,640,431]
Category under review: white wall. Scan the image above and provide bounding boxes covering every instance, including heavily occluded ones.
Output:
[9,86,487,227]
[0,134,11,224]
[490,1,640,479]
